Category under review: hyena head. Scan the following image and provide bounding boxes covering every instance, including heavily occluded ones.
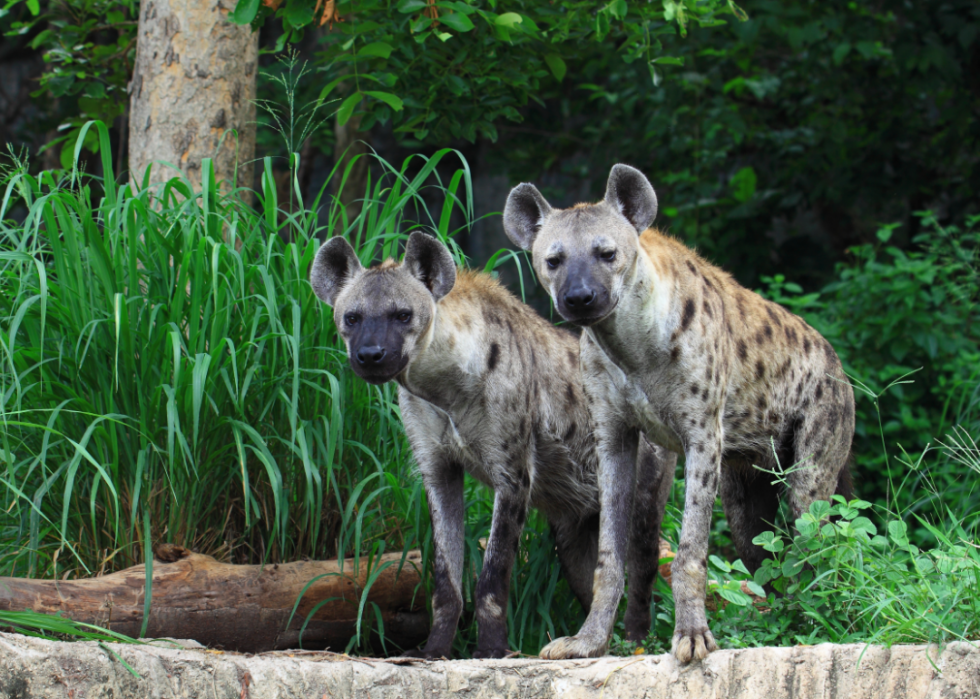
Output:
[503,164,658,326]
[309,231,456,384]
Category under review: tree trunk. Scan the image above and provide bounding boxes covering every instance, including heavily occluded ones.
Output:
[0,546,428,654]
[128,0,258,193]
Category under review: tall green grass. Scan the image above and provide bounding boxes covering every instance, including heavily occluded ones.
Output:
[0,123,583,655]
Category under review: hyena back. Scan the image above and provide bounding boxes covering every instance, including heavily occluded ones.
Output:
[310,231,675,658]
[504,165,854,663]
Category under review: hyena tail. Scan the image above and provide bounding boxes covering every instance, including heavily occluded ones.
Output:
[834,449,855,502]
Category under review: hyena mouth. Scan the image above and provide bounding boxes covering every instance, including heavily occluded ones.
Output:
[348,358,409,385]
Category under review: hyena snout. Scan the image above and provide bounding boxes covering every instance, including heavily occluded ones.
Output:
[556,262,613,326]
[354,345,387,365]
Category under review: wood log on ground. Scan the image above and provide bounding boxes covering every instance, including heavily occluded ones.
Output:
[0,546,428,653]
[1,633,978,699]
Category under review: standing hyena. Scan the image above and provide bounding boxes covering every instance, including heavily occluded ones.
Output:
[309,231,676,659]
[504,164,854,663]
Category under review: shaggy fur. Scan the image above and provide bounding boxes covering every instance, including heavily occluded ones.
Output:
[310,231,676,659]
[504,165,854,663]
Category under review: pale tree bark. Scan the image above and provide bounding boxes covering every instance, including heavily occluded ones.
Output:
[128,0,258,192]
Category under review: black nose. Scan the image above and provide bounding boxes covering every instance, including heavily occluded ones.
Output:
[564,287,596,308]
[356,345,387,365]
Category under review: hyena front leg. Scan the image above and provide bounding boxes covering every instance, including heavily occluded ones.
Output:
[404,461,465,659]
[472,478,530,659]
[671,421,722,663]
[540,425,639,660]
[624,439,676,642]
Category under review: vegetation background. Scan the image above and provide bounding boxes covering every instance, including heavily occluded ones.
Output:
[0,0,977,657]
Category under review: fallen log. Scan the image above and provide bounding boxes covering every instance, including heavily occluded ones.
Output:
[1,633,978,699]
[0,545,428,653]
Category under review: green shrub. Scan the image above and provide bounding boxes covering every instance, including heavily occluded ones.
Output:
[760,213,980,521]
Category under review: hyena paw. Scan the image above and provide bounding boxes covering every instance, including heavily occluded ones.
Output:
[671,627,718,663]
[472,646,511,660]
[539,634,608,660]
[401,647,449,660]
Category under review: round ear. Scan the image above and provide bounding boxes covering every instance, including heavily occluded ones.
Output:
[403,231,457,302]
[604,164,658,233]
[310,237,365,307]
[503,183,553,251]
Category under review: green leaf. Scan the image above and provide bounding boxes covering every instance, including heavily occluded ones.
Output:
[439,12,475,32]
[808,499,831,521]
[745,581,766,598]
[717,587,753,606]
[358,42,394,59]
[26,0,40,15]
[337,92,362,126]
[833,42,851,65]
[653,56,685,66]
[545,54,566,82]
[284,1,314,28]
[609,0,628,20]
[496,12,523,27]
[708,554,731,573]
[229,0,261,25]
[365,91,404,111]
[729,166,757,203]
[397,0,427,11]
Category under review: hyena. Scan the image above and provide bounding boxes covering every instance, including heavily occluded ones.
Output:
[504,164,854,663]
[309,231,676,659]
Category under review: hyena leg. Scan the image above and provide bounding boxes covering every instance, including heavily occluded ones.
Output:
[405,461,465,659]
[553,513,600,613]
[719,457,781,574]
[671,422,723,664]
[786,404,853,519]
[624,439,676,642]
[472,481,530,659]
[539,426,639,660]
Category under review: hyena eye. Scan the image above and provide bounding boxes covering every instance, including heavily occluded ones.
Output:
[546,257,562,270]
[396,311,412,324]
[344,313,360,327]
[599,250,616,262]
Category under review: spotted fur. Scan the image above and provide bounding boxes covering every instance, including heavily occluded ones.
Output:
[504,165,854,663]
[310,231,676,659]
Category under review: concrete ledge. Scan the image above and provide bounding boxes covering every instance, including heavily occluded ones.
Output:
[1,632,978,698]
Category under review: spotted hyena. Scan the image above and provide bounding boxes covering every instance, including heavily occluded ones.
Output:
[504,164,854,663]
[309,231,676,659]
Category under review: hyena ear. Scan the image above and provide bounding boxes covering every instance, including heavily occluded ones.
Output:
[503,183,553,251]
[404,231,457,302]
[310,237,365,306]
[604,164,658,233]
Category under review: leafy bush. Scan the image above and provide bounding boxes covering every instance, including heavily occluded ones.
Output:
[760,213,980,520]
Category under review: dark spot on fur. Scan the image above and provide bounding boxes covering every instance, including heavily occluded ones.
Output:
[785,325,798,345]
[737,340,748,361]
[681,298,696,331]
[487,343,500,372]
[765,324,773,340]
[564,423,577,441]
[755,361,765,381]
[703,298,713,318]
[809,488,817,498]
[766,305,781,325]
[756,395,766,410]
[803,337,812,354]
[566,383,577,405]
[686,260,697,275]
[671,346,681,362]
[697,444,705,453]
[701,388,709,402]
[567,349,577,366]
[690,384,700,396]
[521,470,531,488]
[815,384,824,401]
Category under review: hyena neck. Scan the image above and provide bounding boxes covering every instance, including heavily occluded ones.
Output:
[396,290,483,409]
[589,231,680,372]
